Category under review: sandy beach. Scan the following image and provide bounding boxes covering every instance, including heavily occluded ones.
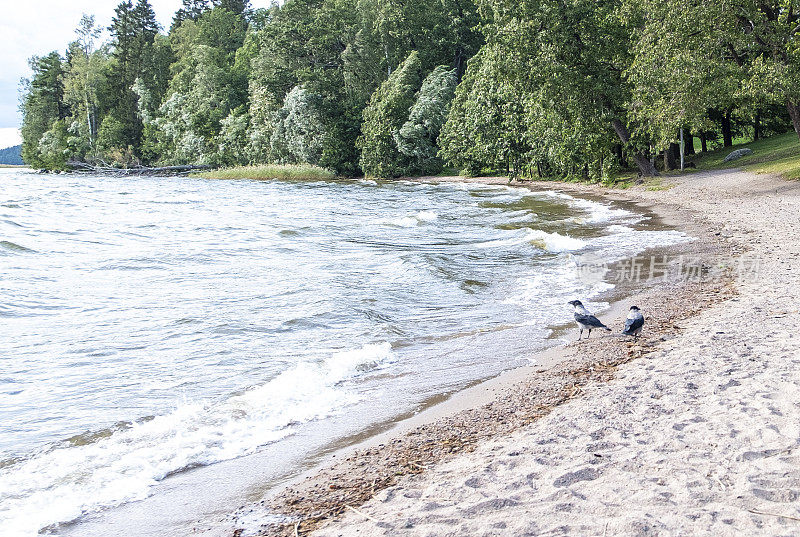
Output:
[227,167,800,536]
[200,166,794,537]
[288,168,800,536]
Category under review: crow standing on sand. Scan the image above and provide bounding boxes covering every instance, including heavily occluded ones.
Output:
[622,305,645,340]
[568,300,611,340]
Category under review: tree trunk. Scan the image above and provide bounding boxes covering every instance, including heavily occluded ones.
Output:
[611,118,658,177]
[700,132,708,153]
[613,143,626,168]
[685,130,695,155]
[721,111,733,147]
[667,142,680,169]
[788,100,800,141]
[754,111,761,141]
[453,46,467,82]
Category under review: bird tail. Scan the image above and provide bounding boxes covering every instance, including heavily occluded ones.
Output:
[604,326,612,331]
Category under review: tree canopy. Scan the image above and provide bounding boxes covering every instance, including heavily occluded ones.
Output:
[19,0,800,177]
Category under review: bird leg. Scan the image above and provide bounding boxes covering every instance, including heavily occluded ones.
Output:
[588,329,592,339]
[578,329,583,341]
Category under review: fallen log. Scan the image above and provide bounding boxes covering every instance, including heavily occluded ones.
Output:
[65,162,213,176]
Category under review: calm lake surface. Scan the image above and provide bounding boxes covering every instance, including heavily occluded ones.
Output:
[0,170,688,535]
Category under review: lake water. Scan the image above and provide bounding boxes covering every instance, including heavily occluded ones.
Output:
[0,170,688,535]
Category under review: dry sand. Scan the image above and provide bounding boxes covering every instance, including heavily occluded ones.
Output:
[302,169,800,536]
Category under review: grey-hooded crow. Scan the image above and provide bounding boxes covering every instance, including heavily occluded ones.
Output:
[622,305,644,340]
[568,300,611,340]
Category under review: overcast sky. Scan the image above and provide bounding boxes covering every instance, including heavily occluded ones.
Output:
[0,1,271,140]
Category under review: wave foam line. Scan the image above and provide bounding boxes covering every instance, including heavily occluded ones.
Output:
[0,342,393,536]
[475,228,586,252]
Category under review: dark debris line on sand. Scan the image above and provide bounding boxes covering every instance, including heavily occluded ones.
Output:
[242,257,735,536]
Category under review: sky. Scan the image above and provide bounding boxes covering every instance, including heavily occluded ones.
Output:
[0,128,22,149]
[0,1,270,142]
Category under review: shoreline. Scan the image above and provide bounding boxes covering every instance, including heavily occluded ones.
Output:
[217,174,738,536]
[303,167,800,536]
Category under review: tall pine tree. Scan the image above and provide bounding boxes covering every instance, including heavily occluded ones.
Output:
[20,53,67,167]
[105,0,160,156]
[171,0,211,33]
[214,0,251,16]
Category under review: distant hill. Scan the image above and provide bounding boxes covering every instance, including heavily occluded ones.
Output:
[0,145,24,165]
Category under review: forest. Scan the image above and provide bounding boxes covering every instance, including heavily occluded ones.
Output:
[0,145,24,165]
[19,0,800,180]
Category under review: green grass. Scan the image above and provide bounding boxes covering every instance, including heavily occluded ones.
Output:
[0,164,28,168]
[193,164,336,181]
[687,131,800,179]
[609,131,800,187]
[642,176,677,191]
[436,166,461,177]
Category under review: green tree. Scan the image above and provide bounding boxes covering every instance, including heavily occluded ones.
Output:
[217,106,251,164]
[214,0,251,16]
[63,15,109,160]
[146,6,249,164]
[453,0,658,178]
[269,85,327,165]
[628,0,800,145]
[395,65,457,174]
[439,46,528,175]
[37,120,71,170]
[150,46,230,164]
[358,50,423,177]
[247,0,359,171]
[106,0,163,157]
[20,52,67,168]
[171,0,210,32]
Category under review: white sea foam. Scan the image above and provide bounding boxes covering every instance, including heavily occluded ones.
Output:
[0,342,393,537]
[528,230,588,252]
[475,228,587,252]
[538,191,637,224]
[386,211,439,227]
[539,190,573,200]
[445,182,505,191]
[388,216,418,228]
[415,210,438,222]
[607,224,635,233]
[590,229,692,261]
[503,260,614,319]
[571,198,635,223]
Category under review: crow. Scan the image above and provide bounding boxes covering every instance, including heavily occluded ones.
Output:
[567,300,611,340]
[622,305,645,340]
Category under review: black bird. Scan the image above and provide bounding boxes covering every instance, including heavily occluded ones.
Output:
[568,300,611,340]
[622,305,645,340]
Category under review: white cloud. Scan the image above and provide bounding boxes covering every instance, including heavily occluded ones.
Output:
[0,1,270,128]
[0,128,22,149]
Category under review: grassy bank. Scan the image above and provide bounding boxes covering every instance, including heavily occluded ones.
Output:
[620,131,800,189]
[689,131,800,179]
[193,164,336,181]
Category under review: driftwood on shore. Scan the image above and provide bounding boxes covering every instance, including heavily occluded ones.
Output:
[65,161,213,177]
